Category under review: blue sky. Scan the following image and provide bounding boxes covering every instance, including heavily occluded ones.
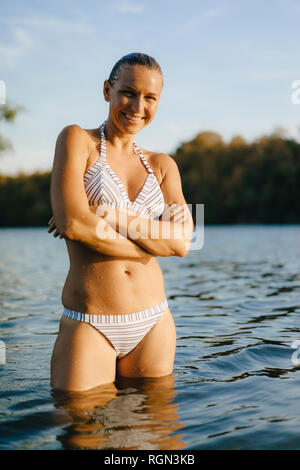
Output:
[1,0,300,175]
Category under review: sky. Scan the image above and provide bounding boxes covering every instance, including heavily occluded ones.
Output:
[0,0,300,175]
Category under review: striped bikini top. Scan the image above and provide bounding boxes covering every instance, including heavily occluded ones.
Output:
[83,122,165,219]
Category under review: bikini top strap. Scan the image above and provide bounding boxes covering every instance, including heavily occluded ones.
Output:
[133,142,154,174]
[99,122,106,162]
[99,121,153,174]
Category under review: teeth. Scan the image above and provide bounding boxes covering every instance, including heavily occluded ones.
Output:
[124,114,142,121]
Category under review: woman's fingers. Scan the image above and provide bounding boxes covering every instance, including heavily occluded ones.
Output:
[172,212,185,223]
[48,221,56,233]
[53,229,63,238]
[89,205,97,214]
[163,203,182,220]
[47,216,55,232]
[47,216,64,238]
[167,204,188,223]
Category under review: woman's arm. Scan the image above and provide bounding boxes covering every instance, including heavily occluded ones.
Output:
[50,124,151,259]
[101,155,194,257]
[100,204,191,257]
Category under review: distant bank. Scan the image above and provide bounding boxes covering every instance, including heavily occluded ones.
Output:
[1,129,299,227]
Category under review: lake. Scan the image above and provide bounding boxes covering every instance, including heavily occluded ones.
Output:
[0,225,300,450]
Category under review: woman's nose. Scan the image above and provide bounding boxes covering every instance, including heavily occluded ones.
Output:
[131,96,143,114]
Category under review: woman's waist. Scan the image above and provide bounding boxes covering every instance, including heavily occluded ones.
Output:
[62,262,166,315]
[63,298,169,322]
[62,281,166,315]
[67,255,163,281]
[65,268,165,291]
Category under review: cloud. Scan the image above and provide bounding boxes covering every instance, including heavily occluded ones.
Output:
[0,15,94,66]
[10,15,95,35]
[0,26,34,64]
[115,0,145,14]
[203,6,226,18]
[179,17,201,34]
[179,4,226,33]
[1,15,95,35]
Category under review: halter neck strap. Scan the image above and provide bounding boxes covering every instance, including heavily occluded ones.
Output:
[99,122,154,174]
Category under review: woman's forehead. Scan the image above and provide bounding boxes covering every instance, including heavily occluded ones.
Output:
[117,66,163,91]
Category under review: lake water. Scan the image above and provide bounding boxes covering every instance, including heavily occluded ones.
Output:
[0,225,300,450]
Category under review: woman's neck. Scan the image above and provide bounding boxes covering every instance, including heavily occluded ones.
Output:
[104,119,136,155]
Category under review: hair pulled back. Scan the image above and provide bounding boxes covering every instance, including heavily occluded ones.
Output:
[108,52,163,87]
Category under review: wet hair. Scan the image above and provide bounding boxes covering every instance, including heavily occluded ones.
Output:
[108,52,163,87]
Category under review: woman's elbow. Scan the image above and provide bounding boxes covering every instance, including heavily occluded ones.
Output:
[176,245,189,257]
[172,239,190,257]
[173,223,193,257]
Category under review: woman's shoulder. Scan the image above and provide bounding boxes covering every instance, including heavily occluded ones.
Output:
[56,125,100,159]
[141,148,178,179]
[57,124,95,142]
[54,125,100,172]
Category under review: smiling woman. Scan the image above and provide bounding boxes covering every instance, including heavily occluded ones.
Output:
[104,53,162,133]
[48,52,194,392]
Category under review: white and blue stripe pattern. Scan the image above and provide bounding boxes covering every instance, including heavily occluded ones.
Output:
[83,122,165,219]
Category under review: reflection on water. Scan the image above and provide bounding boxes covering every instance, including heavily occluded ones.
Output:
[52,375,185,450]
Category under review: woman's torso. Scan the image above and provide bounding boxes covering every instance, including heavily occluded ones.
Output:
[61,125,167,315]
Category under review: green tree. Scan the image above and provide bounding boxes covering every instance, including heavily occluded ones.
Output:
[172,128,300,224]
[0,103,23,154]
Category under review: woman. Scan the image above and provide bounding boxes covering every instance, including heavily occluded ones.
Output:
[48,53,194,392]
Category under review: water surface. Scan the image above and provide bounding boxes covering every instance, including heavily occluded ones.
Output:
[0,225,299,449]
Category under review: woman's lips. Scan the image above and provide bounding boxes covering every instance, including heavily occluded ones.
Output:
[122,112,144,122]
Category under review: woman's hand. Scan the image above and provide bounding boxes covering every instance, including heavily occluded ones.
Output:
[162,203,190,224]
[47,216,64,239]
[89,205,98,215]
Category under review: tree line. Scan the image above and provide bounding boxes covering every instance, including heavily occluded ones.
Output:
[172,130,300,224]
[0,129,299,227]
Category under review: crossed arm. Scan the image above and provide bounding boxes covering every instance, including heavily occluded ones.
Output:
[49,125,194,258]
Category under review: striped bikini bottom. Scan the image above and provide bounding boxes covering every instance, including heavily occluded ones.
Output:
[62,299,168,359]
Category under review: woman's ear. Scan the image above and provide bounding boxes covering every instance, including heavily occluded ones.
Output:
[103,80,111,102]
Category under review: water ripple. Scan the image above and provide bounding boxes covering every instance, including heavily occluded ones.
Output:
[1,226,300,449]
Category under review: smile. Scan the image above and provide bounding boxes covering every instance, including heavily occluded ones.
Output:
[122,113,145,122]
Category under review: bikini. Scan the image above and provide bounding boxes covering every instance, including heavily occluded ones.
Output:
[62,122,169,358]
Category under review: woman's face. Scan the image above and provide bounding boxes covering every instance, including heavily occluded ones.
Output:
[104,65,163,134]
